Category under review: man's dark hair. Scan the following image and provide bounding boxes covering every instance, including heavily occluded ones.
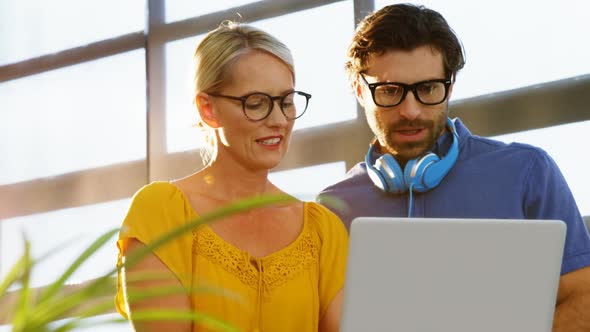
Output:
[346,3,465,82]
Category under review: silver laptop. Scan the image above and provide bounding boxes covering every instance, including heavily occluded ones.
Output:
[341,218,566,332]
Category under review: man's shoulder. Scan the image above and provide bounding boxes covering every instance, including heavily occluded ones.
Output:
[455,118,549,159]
[461,132,550,162]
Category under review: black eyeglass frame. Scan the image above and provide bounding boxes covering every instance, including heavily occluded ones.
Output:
[207,90,312,121]
[359,73,452,107]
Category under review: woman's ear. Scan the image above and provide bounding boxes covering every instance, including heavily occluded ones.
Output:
[195,92,220,128]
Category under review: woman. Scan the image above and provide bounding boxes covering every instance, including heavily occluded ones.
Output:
[115,22,348,332]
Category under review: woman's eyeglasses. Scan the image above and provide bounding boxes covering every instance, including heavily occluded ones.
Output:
[208,90,312,121]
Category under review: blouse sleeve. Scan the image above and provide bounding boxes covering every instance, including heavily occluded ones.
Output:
[115,182,195,318]
[307,202,349,319]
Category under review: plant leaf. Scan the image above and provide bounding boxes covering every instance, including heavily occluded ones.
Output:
[0,233,82,299]
[29,228,119,327]
[29,276,116,327]
[0,248,28,300]
[10,238,33,331]
[37,228,120,305]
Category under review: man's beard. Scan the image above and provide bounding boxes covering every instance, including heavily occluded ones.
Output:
[380,116,446,165]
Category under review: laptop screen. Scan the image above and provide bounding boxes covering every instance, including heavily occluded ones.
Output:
[341,218,565,332]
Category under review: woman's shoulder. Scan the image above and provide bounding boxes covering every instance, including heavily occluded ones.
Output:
[132,181,183,203]
[127,181,190,216]
[122,181,195,237]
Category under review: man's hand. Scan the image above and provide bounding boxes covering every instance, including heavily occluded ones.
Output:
[553,265,590,331]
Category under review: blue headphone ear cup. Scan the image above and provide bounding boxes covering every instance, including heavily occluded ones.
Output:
[365,117,459,194]
[404,117,460,192]
[375,154,406,193]
[365,144,389,191]
[366,160,388,192]
[419,118,460,189]
[404,153,440,192]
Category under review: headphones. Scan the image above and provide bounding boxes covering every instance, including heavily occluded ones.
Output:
[365,117,459,194]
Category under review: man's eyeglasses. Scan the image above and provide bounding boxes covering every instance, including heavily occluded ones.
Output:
[207,90,311,121]
[359,74,451,107]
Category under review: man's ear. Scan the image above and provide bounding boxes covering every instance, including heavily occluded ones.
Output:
[353,75,366,107]
[195,92,220,128]
[447,81,454,100]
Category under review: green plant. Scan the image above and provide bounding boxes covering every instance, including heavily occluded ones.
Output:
[0,194,295,332]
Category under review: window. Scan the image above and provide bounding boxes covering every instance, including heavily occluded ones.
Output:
[254,1,357,129]
[0,51,146,185]
[0,0,144,65]
[2,1,587,329]
[164,0,258,23]
[164,1,356,153]
[376,0,590,100]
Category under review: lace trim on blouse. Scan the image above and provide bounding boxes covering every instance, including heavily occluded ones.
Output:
[192,221,318,294]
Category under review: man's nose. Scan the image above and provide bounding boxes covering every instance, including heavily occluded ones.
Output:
[397,91,421,120]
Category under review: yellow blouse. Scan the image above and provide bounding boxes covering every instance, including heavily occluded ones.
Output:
[116,182,349,332]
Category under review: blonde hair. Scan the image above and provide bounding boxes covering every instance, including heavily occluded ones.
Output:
[193,21,295,165]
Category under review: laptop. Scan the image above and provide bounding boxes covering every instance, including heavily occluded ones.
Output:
[341,217,566,332]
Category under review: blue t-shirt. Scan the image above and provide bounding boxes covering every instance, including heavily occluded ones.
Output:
[318,118,590,275]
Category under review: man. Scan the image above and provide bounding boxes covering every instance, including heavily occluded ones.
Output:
[317,3,590,331]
